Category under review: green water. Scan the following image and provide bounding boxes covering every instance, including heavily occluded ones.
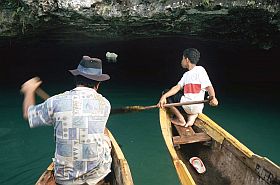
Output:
[0,34,279,185]
[0,82,279,185]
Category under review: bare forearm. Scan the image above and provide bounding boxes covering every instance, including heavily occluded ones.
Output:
[23,92,36,120]
[21,77,42,120]
[162,85,181,99]
[206,86,216,98]
[157,84,181,108]
[206,86,219,106]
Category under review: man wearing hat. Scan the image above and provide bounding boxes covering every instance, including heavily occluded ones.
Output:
[158,48,219,127]
[21,56,112,184]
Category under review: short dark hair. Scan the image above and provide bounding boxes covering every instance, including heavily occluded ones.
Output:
[74,75,100,88]
[183,48,200,64]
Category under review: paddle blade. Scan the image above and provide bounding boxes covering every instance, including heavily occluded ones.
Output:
[111,106,146,114]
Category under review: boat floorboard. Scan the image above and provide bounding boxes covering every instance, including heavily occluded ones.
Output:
[172,124,231,185]
[173,125,211,145]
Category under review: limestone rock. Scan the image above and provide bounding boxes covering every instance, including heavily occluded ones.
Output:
[0,0,279,49]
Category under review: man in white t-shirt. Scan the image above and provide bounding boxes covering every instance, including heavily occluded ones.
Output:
[158,48,218,127]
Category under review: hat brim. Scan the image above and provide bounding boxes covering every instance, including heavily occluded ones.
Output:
[69,69,110,82]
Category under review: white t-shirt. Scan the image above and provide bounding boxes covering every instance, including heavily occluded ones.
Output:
[178,66,212,114]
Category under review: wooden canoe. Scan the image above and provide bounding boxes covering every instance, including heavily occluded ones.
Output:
[159,108,280,185]
[35,129,134,185]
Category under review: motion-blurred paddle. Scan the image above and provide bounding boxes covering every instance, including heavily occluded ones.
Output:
[35,87,211,114]
[35,87,51,100]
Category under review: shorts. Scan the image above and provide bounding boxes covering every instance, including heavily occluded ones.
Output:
[162,89,204,115]
[162,89,185,113]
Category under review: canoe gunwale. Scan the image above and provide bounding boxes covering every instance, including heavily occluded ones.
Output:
[107,129,134,185]
[159,108,280,185]
[196,113,253,157]
[159,108,196,185]
[196,113,280,183]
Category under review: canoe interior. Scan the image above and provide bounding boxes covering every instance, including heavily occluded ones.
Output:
[193,117,280,185]
[160,108,280,185]
[173,127,231,185]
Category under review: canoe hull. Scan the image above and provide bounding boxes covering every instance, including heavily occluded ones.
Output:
[159,108,280,185]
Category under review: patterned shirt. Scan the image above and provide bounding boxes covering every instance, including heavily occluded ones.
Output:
[28,87,112,183]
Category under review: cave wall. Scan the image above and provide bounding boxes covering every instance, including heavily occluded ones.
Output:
[0,0,279,49]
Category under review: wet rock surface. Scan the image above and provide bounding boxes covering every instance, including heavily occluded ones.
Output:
[0,0,279,49]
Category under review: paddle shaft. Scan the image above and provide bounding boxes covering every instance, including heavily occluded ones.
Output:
[36,87,50,100]
[35,87,210,113]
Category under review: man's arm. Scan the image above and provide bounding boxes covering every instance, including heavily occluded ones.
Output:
[22,91,36,119]
[157,84,181,108]
[205,86,218,106]
[21,77,42,120]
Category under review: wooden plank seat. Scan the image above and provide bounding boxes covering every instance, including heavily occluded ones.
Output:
[173,125,211,145]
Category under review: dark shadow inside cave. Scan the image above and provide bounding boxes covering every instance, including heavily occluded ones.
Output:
[0,36,279,97]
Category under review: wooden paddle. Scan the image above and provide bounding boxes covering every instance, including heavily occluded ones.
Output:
[36,87,50,100]
[111,99,211,114]
[35,87,211,114]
